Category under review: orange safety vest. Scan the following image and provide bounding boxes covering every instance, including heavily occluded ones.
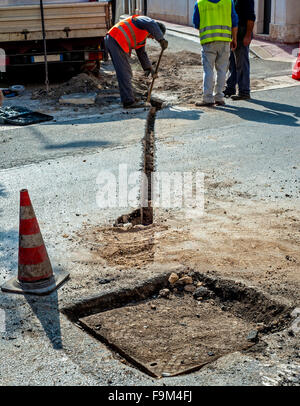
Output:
[108,15,149,54]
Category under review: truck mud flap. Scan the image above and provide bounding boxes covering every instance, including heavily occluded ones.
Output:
[0,106,53,126]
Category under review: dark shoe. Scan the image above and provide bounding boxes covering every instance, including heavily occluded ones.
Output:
[195,101,215,107]
[215,100,225,106]
[231,94,251,100]
[223,89,236,98]
[123,100,146,109]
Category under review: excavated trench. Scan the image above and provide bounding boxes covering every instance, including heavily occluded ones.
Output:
[62,271,292,378]
[115,102,161,227]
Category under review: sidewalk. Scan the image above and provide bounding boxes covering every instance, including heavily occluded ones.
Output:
[161,20,298,63]
[120,15,298,63]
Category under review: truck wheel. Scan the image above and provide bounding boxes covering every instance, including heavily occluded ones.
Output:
[10,85,25,94]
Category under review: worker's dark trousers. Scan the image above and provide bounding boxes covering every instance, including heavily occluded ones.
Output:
[225,41,250,97]
[104,35,135,105]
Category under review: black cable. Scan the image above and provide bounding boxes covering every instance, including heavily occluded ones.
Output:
[40,0,49,92]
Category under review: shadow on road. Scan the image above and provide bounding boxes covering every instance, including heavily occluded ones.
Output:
[220,99,299,127]
[28,125,113,152]
[44,106,204,126]
[22,107,203,153]
[247,98,300,118]
[0,229,18,272]
[0,285,64,350]
[0,185,17,271]
[25,288,63,350]
[0,184,7,217]
[43,140,111,150]
[0,184,8,199]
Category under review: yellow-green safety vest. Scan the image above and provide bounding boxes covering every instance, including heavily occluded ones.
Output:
[197,0,232,45]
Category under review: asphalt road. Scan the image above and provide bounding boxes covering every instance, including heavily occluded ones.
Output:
[0,86,299,234]
[0,33,299,386]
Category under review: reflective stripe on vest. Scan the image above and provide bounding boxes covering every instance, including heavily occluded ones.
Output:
[199,24,232,33]
[197,0,232,45]
[108,16,148,54]
[118,24,134,50]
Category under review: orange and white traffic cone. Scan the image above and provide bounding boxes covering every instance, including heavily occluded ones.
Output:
[292,46,300,81]
[1,189,69,295]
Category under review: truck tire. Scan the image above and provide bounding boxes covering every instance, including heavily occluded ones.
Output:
[9,85,25,94]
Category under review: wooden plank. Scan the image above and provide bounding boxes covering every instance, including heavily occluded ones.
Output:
[0,20,107,33]
[0,6,107,18]
[0,28,108,43]
[0,17,107,30]
[0,2,111,41]
[0,3,109,22]
[0,2,109,11]
[0,13,107,22]
[0,16,107,25]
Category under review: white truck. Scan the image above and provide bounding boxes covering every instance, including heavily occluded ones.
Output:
[0,0,112,74]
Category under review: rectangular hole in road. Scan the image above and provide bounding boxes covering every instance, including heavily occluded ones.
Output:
[62,272,292,378]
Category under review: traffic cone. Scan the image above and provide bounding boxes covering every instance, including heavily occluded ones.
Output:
[292,46,300,80]
[1,189,69,295]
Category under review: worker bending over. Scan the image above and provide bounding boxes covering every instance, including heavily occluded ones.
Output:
[105,15,168,109]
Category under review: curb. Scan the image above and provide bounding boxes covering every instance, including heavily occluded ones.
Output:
[164,26,199,39]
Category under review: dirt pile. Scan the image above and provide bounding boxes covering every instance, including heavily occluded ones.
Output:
[76,224,166,269]
[29,49,204,105]
[31,71,118,101]
[131,48,204,104]
[28,48,282,107]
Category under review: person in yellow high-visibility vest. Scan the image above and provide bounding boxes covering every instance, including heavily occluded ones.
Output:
[193,0,238,106]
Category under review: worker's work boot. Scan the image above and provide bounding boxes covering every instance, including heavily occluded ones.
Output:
[195,101,215,107]
[123,100,146,109]
[223,88,236,98]
[231,94,251,100]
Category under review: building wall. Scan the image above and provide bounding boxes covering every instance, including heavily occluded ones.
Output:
[271,0,300,43]
[254,0,300,43]
[188,0,197,26]
[144,0,299,43]
[147,0,190,25]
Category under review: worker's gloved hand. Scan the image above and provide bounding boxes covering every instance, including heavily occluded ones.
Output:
[159,39,168,50]
[144,67,158,79]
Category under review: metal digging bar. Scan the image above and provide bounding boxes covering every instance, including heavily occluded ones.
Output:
[114,51,165,227]
[140,106,157,225]
[146,48,164,104]
[40,0,49,93]
[141,47,166,225]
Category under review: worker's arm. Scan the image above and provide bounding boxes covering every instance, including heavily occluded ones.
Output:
[231,0,239,51]
[231,26,238,50]
[136,46,152,72]
[243,0,256,47]
[193,3,200,30]
[243,20,255,47]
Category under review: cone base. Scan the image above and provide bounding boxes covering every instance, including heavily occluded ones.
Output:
[1,270,69,296]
